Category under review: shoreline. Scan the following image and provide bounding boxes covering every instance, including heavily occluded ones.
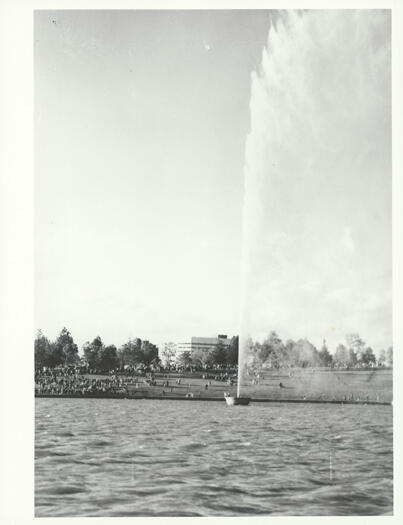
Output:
[35,393,392,406]
[36,367,393,404]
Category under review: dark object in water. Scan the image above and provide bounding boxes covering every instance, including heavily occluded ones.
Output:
[224,394,250,406]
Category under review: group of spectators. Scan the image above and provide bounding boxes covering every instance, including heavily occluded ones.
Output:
[202,372,237,384]
[34,366,237,397]
[35,369,133,396]
[34,368,179,396]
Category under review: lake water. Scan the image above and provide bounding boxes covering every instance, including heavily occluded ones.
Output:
[35,398,393,516]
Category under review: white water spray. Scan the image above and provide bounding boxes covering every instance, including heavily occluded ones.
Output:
[238,11,391,394]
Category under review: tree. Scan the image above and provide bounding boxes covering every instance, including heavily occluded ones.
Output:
[257,341,270,364]
[360,347,376,367]
[98,345,119,371]
[334,344,349,367]
[334,343,357,368]
[211,340,227,366]
[386,346,393,367]
[141,340,159,366]
[178,351,192,368]
[283,338,322,368]
[226,336,239,366]
[83,336,104,370]
[55,327,78,365]
[293,338,320,367]
[260,331,285,368]
[378,349,386,367]
[285,339,299,367]
[243,336,258,373]
[191,347,213,368]
[160,342,176,368]
[34,330,53,369]
[318,340,333,367]
[118,338,143,367]
[346,333,365,363]
[348,347,358,367]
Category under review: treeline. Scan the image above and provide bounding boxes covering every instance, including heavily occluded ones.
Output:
[35,328,393,373]
[35,328,159,372]
[243,331,393,373]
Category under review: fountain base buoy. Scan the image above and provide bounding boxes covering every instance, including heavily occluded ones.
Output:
[224,394,250,406]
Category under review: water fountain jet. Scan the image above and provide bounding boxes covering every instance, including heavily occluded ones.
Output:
[235,10,391,403]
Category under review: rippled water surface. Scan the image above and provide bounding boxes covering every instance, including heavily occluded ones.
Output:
[35,399,393,516]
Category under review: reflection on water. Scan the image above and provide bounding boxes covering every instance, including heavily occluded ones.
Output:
[35,399,392,516]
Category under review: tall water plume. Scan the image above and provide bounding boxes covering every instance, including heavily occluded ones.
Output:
[238,10,391,393]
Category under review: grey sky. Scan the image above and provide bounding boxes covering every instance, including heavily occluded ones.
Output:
[35,10,392,353]
[35,10,271,347]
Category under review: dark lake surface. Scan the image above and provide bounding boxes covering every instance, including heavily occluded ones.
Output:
[35,398,393,516]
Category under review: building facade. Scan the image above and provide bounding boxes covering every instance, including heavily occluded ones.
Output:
[175,334,231,362]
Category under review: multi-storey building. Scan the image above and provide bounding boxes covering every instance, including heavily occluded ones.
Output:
[174,334,231,362]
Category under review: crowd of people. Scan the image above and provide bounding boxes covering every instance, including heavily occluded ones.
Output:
[202,371,237,384]
[34,365,238,397]
[35,369,133,396]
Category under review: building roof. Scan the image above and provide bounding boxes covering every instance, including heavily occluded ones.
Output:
[191,336,231,346]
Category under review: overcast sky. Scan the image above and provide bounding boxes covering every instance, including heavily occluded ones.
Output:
[35,10,391,353]
[35,10,271,348]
